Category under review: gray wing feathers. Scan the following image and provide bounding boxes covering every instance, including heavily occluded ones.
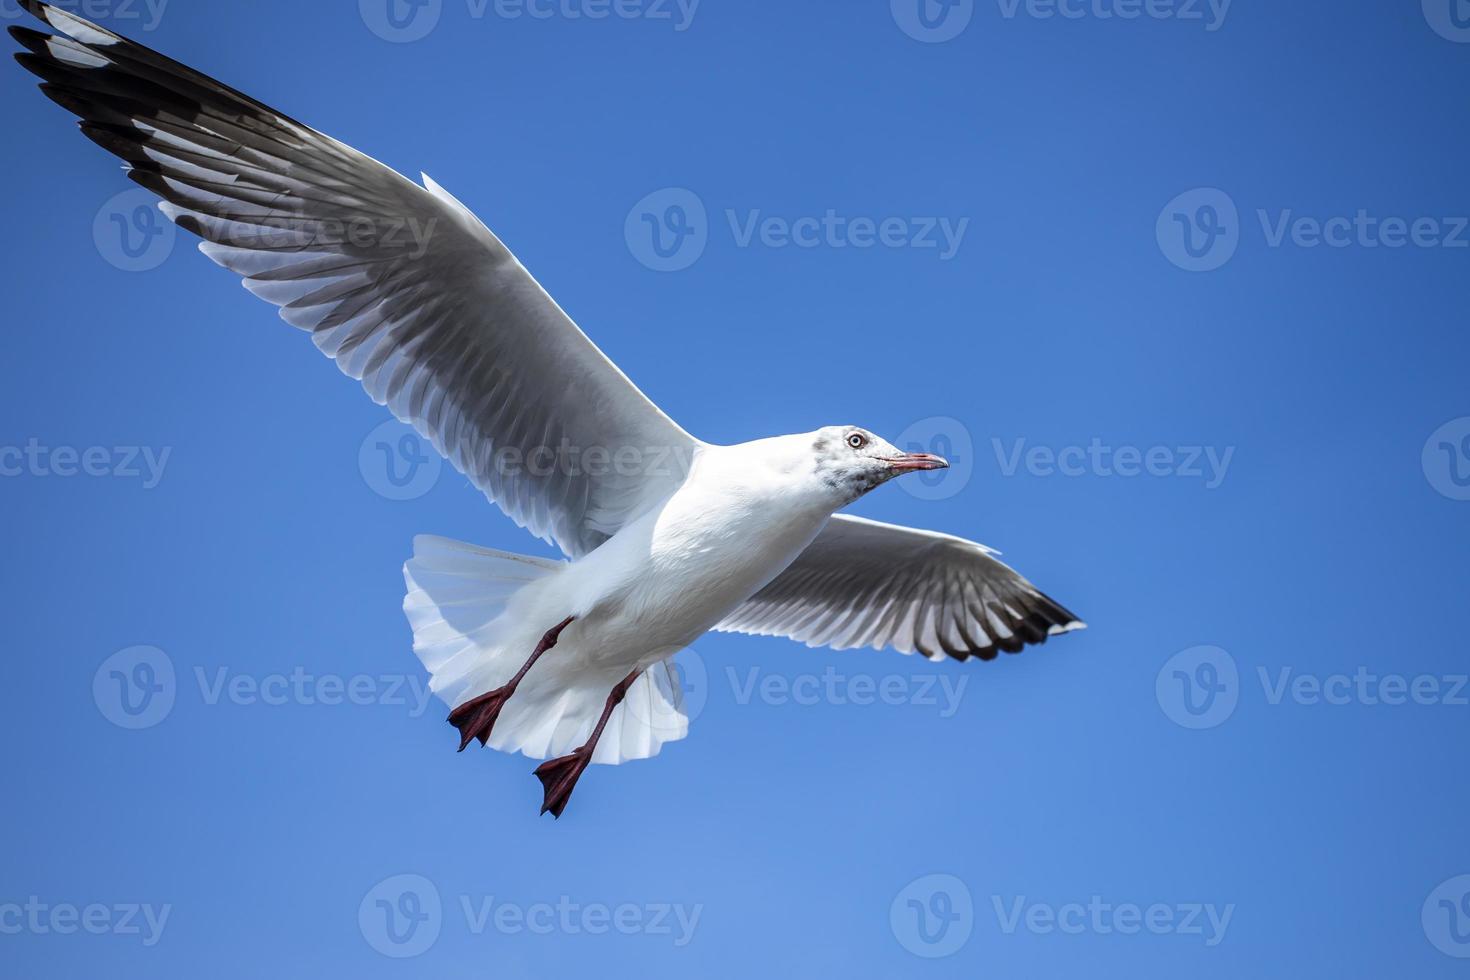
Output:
[717,514,1084,662]
[12,0,696,559]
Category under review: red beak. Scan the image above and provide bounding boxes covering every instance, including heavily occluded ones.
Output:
[884,452,950,473]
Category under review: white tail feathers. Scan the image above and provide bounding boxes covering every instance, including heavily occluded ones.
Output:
[403,535,690,765]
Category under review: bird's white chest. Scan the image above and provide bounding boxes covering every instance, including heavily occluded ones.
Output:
[564,463,833,656]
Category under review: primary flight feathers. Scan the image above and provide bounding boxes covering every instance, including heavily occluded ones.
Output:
[14,1,1083,814]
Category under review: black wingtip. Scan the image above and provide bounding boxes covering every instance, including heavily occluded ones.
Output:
[15,1,61,31]
[8,24,46,47]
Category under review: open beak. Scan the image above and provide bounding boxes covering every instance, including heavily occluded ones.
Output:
[884,452,950,473]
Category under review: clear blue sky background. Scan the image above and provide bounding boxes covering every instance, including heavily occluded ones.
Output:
[2,0,1468,976]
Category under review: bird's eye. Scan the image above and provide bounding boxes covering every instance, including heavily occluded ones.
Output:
[847,433,867,450]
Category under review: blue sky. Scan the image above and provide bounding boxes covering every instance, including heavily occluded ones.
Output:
[2,0,1468,976]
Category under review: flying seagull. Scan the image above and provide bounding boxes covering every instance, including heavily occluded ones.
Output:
[12,1,1085,817]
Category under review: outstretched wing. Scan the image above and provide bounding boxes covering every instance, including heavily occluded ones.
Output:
[11,1,699,559]
[717,514,1085,662]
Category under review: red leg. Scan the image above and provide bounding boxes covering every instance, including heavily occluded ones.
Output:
[447,616,574,752]
[533,667,644,819]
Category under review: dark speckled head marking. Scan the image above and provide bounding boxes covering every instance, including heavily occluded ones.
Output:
[810,425,928,504]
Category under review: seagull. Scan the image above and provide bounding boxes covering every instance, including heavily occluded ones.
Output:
[12,1,1085,817]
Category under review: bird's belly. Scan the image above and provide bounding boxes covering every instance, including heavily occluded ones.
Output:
[567,497,829,664]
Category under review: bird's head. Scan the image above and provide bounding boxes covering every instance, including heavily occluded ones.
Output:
[808,425,949,503]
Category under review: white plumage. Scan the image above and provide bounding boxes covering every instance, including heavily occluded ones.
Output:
[13,1,1084,813]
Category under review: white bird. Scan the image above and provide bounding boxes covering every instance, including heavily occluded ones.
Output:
[13,1,1084,817]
